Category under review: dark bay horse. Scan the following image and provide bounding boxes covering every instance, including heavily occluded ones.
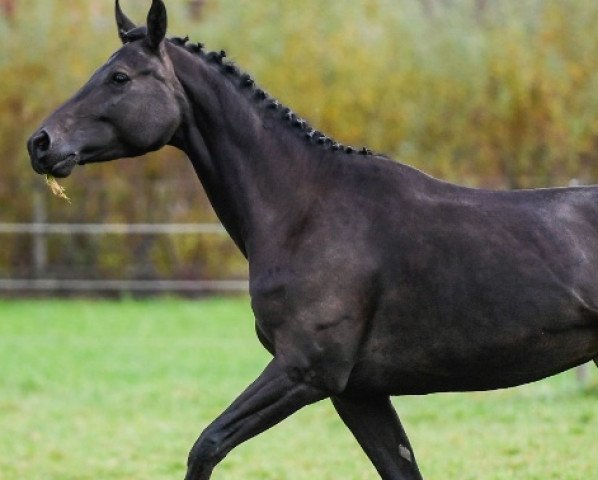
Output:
[27,1,598,478]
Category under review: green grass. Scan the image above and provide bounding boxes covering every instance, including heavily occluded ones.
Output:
[0,298,596,480]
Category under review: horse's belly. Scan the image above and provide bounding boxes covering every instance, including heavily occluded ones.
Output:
[347,314,598,395]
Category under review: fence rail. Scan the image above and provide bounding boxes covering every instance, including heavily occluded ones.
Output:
[0,222,247,294]
[0,278,248,292]
[0,223,227,235]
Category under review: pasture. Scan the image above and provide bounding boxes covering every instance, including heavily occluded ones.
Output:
[0,298,596,480]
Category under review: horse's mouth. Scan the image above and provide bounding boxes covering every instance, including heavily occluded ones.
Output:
[48,154,78,178]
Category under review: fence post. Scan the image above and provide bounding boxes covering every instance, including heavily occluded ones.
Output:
[32,183,48,277]
[576,362,589,387]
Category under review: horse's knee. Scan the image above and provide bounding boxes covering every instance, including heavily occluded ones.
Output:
[188,430,225,471]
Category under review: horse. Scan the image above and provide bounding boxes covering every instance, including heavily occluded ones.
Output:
[27,1,598,479]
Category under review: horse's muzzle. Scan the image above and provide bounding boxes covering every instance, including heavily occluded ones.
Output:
[27,129,77,178]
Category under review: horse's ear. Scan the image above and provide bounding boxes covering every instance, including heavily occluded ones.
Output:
[115,0,136,44]
[146,0,168,52]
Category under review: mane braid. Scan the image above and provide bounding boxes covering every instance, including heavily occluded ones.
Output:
[174,37,374,156]
[171,36,189,46]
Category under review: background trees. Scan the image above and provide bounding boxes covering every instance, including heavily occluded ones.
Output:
[3,0,598,284]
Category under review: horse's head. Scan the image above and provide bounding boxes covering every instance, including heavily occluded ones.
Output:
[27,0,184,178]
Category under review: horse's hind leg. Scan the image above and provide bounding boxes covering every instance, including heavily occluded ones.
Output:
[332,395,423,480]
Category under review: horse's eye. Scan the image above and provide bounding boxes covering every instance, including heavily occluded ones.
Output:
[112,72,130,85]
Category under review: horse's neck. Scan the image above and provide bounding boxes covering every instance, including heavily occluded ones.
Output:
[169,44,318,257]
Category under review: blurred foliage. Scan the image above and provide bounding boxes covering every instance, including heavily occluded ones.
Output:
[3,0,598,282]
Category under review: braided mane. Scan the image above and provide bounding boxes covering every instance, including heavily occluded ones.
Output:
[168,36,374,157]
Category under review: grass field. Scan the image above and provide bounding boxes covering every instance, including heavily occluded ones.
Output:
[0,298,596,480]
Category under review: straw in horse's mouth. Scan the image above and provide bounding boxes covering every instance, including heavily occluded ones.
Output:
[45,175,71,203]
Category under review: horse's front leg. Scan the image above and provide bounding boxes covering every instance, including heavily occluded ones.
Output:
[184,359,329,480]
[332,395,423,480]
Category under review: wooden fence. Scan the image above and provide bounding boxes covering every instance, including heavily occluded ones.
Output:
[0,221,248,294]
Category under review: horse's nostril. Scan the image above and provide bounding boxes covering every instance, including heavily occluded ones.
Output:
[33,130,51,153]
